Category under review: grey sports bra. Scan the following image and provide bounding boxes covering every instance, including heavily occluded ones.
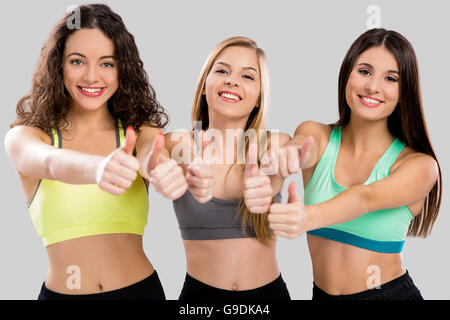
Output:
[173,190,282,240]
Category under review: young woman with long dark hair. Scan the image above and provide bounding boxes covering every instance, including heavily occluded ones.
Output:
[267,28,441,300]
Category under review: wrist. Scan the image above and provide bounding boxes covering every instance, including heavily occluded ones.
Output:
[304,205,317,232]
[91,155,107,184]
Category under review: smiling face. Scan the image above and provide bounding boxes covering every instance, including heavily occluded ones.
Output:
[204,46,261,122]
[345,46,400,122]
[62,28,118,112]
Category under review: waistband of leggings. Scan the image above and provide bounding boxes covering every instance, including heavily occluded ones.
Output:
[40,270,161,298]
[185,272,286,293]
[313,270,413,299]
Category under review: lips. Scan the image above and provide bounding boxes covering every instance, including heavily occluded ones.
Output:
[218,90,242,103]
[77,86,106,97]
[358,94,383,108]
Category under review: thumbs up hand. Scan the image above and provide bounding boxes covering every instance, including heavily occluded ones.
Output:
[147,132,188,200]
[268,181,307,239]
[96,126,140,195]
[186,130,214,203]
[261,136,314,178]
[243,143,273,214]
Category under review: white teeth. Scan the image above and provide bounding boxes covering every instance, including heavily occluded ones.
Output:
[361,96,380,104]
[81,87,102,93]
[220,92,240,101]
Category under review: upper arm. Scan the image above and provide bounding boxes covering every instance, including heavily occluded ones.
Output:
[366,153,439,213]
[4,125,54,179]
[135,125,168,160]
[165,130,193,166]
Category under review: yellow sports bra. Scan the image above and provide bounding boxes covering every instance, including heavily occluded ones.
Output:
[28,120,149,247]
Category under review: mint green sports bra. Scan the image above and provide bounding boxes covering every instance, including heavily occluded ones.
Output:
[28,120,149,247]
[305,126,413,253]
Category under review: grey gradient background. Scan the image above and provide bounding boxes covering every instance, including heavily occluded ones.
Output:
[1,0,448,299]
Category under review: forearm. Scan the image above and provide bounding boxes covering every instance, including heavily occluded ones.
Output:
[46,149,103,184]
[305,184,370,231]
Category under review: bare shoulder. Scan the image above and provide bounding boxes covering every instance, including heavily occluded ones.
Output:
[136,125,162,140]
[4,125,51,151]
[137,125,162,133]
[294,120,331,137]
[294,120,332,149]
[392,146,439,181]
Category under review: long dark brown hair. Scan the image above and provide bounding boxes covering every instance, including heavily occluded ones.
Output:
[336,28,442,237]
[11,4,168,132]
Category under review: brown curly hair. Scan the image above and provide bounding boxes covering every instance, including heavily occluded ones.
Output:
[11,4,168,132]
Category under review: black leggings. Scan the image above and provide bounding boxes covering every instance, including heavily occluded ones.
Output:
[312,270,423,300]
[38,270,166,300]
[179,273,291,301]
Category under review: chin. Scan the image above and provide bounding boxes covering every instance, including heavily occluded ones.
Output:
[354,111,388,123]
[76,100,108,111]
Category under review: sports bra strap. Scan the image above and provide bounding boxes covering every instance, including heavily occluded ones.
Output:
[375,138,406,174]
[48,128,61,148]
[115,119,126,148]
[322,126,341,160]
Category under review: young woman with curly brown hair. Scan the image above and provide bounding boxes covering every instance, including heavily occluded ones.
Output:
[4,4,187,300]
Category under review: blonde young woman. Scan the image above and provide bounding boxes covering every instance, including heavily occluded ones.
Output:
[164,37,292,300]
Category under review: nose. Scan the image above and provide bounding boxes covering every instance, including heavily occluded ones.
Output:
[82,64,99,84]
[365,76,381,94]
[225,74,240,87]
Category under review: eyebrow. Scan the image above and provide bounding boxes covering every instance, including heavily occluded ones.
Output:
[216,61,258,73]
[66,52,116,60]
[356,62,399,74]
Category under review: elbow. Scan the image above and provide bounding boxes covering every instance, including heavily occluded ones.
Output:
[360,184,372,214]
[42,151,55,180]
[350,184,371,215]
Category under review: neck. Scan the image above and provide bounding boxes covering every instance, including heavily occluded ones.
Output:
[207,113,249,133]
[205,112,252,165]
[342,114,394,154]
[66,102,114,133]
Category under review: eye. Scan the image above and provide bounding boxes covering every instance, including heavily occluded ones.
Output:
[70,59,83,66]
[242,74,254,80]
[101,62,115,68]
[385,75,398,82]
[215,69,227,74]
[358,68,371,76]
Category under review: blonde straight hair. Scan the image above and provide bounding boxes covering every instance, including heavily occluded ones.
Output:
[191,36,276,242]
